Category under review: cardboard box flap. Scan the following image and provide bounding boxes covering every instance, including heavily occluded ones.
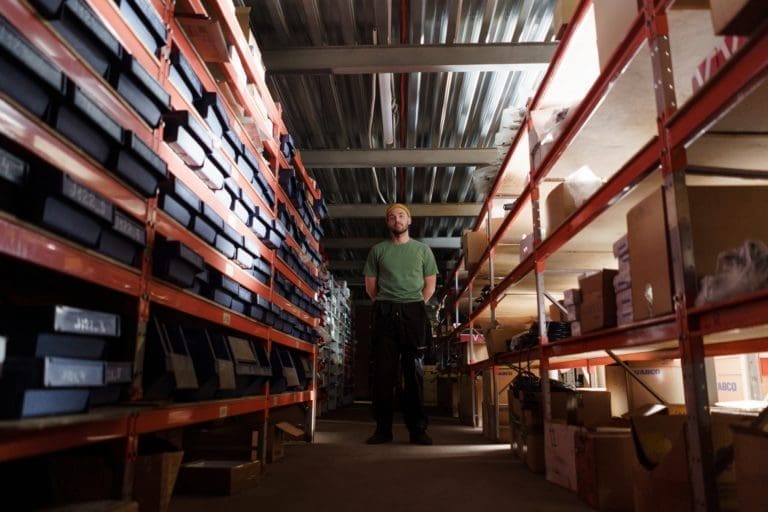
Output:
[631,412,687,469]
[275,421,304,438]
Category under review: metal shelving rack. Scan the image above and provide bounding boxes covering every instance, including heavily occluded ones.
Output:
[445,1,768,510]
[0,0,324,493]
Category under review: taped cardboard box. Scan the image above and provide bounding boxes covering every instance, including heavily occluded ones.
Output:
[461,229,488,272]
[176,459,261,496]
[732,425,768,512]
[133,451,183,512]
[578,269,618,333]
[576,430,634,511]
[545,421,583,491]
[710,0,767,35]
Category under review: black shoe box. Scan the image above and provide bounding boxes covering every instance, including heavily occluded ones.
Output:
[0,145,30,215]
[169,46,202,104]
[32,0,123,79]
[154,239,205,288]
[0,387,89,418]
[209,149,232,178]
[114,0,166,56]
[159,193,193,228]
[222,130,242,160]
[214,232,236,259]
[5,332,106,359]
[234,247,254,270]
[53,86,124,165]
[222,223,243,248]
[163,111,211,168]
[193,92,229,137]
[113,210,146,246]
[167,176,201,213]
[34,195,102,248]
[0,16,67,120]
[2,355,104,388]
[210,272,239,296]
[212,288,233,309]
[244,237,260,259]
[191,215,217,245]
[193,157,225,190]
[110,54,170,128]
[230,297,246,315]
[32,170,114,224]
[236,151,256,183]
[201,203,224,231]
[214,187,234,210]
[236,286,253,304]
[250,213,269,240]
[113,131,168,198]
[98,227,141,266]
[232,199,250,226]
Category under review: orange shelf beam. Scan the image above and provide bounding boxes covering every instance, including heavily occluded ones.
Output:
[269,391,313,408]
[269,330,316,353]
[149,280,270,339]
[135,396,269,433]
[0,215,143,297]
[0,416,131,463]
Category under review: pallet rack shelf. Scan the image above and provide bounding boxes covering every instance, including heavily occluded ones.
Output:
[445,1,768,510]
[0,0,325,505]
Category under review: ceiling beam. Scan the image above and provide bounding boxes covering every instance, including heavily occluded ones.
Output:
[263,43,556,74]
[322,237,461,249]
[327,203,482,218]
[302,148,499,168]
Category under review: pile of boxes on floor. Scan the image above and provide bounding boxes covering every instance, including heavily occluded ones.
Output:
[316,275,354,413]
[501,367,767,512]
[129,415,305,512]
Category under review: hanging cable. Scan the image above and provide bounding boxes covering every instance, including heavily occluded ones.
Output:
[369,28,387,205]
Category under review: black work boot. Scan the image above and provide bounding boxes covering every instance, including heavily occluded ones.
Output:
[366,429,393,444]
[409,430,433,445]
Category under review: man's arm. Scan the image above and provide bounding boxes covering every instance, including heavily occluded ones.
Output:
[422,274,436,303]
[365,275,378,301]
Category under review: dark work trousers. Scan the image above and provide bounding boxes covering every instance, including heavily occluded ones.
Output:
[371,300,428,434]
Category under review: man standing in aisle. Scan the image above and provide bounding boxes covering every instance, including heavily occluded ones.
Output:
[363,203,438,445]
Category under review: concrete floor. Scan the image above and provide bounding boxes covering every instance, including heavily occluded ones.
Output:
[169,404,592,512]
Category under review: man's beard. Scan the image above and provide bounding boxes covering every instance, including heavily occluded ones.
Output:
[389,225,408,236]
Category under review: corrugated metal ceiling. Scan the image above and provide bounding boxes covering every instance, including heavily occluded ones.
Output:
[245,0,557,294]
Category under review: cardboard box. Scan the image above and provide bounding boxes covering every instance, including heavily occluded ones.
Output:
[544,182,578,237]
[578,270,618,333]
[593,0,640,72]
[510,390,571,426]
[612,234,629,258]
[176,459,261,495]
[571,321,582,337]
[630,186,768,319]
[462,229,488,272]
[423,365,439,406]
[545,422,582,491]
[732,425,768,512]
[459,373,482,426]
[482,367,518,405]
[563,288,582,305]
[525,431,546,473]
[606,362,684,416]
[519,232,535,260]
[566,303,580,322]
[133,451,184,512]
[627,189,673,320]
[266,422,303,462]
[41,502,139,512]
[710,0,767,35]
[484,327,520,356]
[184,425,260,462]
[571,389,612,428]
[553,0,580,39]
[549,301,567,322]
[576,430,634,511]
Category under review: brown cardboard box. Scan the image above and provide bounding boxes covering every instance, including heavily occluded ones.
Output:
[133,451,184,512]
[176,460,261,495]
[525,431,546,473]
[732,425,768,512]
[627,189,673,320]
[687,187,768,278]
[266,422,302,462]
[578,270,618,333]
[629,186,768,320]
[549,301,567,321]
[184,425,260,462]
[462,229,488,272]
[553,0,581,39]
[510,390,572,427]
[482,367,518,405]
[545,422,583,491]
[606,362,684,416]
[576,430,634,511]
[544,182,578,237]
[41,502,139,512]
[484,327,520,356]
[593,0,640,72]
[710,0,766,35]
[459,373,482,426]
[490,217,520,245]
[571,389,612,428]
[563,288,582,305]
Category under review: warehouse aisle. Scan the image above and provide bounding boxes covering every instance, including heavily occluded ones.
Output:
[169,404,591,512]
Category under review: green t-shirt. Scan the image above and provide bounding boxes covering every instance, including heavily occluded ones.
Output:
[363,239,438,302]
